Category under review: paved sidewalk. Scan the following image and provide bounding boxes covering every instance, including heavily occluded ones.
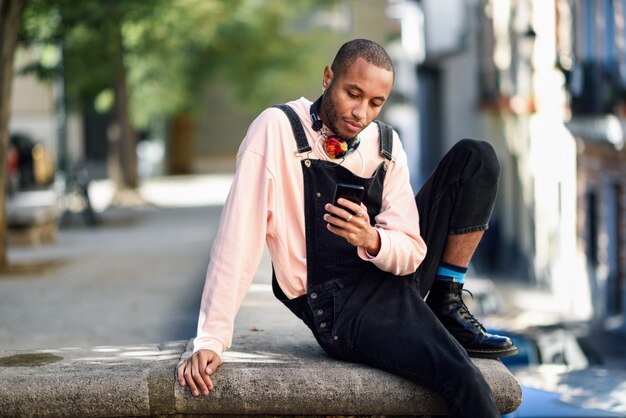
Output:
[0,174,281,351]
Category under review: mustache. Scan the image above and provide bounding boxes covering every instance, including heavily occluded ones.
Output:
[345,118,364,129]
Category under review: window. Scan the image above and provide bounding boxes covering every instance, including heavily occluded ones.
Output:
[585,189,598,267]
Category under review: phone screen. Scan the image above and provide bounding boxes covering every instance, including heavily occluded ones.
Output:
[332,183,364,214]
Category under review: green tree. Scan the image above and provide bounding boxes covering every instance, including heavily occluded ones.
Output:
[121,0,339,173]
[125,0,336,122]
[0,0,27,267]
[3,0,340,267]
[20,0,338,179]
[20,0,164,190]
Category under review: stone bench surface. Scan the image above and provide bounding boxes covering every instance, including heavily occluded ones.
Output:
[0,339,521,417]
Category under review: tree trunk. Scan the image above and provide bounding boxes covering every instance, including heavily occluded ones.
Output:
[0,0,27,267]
[167,113,195,175]
[109,21,138,190]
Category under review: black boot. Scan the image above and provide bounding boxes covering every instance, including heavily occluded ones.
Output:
[426,280,518,359]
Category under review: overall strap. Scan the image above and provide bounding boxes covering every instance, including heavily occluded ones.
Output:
[273,104,312,154]
[375,120,394,161]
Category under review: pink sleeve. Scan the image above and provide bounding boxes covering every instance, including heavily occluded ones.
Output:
[357,136,427,275]
[193,128,275,358]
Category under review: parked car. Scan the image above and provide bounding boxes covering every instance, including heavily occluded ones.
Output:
[7,140,20,195]
[9,133,55,190]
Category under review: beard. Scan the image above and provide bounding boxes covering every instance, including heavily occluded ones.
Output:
[321,85,356,142]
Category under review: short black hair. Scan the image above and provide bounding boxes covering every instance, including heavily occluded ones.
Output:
[331,39,394,80]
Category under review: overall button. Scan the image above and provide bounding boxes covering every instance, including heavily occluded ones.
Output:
[316,309,323,316]
[333,336,339,341]
[316,192,321,198]
[310,292,318,299]
[320,322,327,329]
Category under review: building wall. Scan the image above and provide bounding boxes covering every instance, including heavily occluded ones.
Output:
[10,48,84,170]
[577,139,626,319]
[564,0,626,325]
[449,0,593,321]
[10,49,57,160]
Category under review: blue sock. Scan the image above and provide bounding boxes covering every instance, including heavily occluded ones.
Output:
[435,261,468,284]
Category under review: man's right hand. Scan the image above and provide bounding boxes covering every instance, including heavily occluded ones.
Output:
[177,349,223,397]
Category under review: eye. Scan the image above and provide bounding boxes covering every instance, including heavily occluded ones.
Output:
[347,91,359,98]
[371,101,383,108]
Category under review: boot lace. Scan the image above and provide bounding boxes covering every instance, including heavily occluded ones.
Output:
[458,289,487,332]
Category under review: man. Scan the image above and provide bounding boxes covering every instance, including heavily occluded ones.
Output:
[178,39,516,417]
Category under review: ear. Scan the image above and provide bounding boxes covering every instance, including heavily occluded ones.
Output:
[322,65,333,89]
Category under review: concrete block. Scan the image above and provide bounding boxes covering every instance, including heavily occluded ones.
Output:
[0,341,185,417]
[0,339,520,417]
[175,342,520,416]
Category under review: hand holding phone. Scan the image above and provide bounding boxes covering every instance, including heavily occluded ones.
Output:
[332,183,364,215]
[325,183,378,253]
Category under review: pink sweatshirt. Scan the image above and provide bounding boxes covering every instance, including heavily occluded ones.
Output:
[193,97,427,358]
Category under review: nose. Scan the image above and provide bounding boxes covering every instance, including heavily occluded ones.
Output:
[352,100,367,121]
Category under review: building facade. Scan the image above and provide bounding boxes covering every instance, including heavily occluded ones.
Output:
[562,0,626,325]
[400,0,626,327]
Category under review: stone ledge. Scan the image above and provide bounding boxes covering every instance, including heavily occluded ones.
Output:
[0,339,521,417]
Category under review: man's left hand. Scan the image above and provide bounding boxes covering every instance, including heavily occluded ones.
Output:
[324,199,381,256]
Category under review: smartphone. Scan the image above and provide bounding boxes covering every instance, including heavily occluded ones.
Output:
[332,183,364,214]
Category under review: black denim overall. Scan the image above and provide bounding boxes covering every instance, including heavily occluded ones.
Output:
[272,105,500,418]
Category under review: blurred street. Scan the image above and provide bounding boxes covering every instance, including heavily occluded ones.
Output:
[0,175,243,350]
[3,173,626,362]
[2,174,626,416]
[1,174,317,356]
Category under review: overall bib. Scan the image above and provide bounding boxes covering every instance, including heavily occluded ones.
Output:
[272,104,500,418]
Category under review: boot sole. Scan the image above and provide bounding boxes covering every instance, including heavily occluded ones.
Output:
[466,345,519,359]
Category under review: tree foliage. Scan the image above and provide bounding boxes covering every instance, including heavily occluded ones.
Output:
[20,0,159,107]
[20,0,340,128]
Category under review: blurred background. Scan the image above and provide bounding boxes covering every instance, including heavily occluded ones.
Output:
[1,0,626,416]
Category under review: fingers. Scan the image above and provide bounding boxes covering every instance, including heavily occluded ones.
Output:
[324,202,369,232]
[336,198,362,215]
[182,356,199,396]
[178,350,222,397]
[323,212,351,228]
[357,203,368,218]
[324,204,349,222]
[206,354,223,375]
[192,353,210,396]
[326,200,368,220]
[325,203,358,224]
[177,361,187,387]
